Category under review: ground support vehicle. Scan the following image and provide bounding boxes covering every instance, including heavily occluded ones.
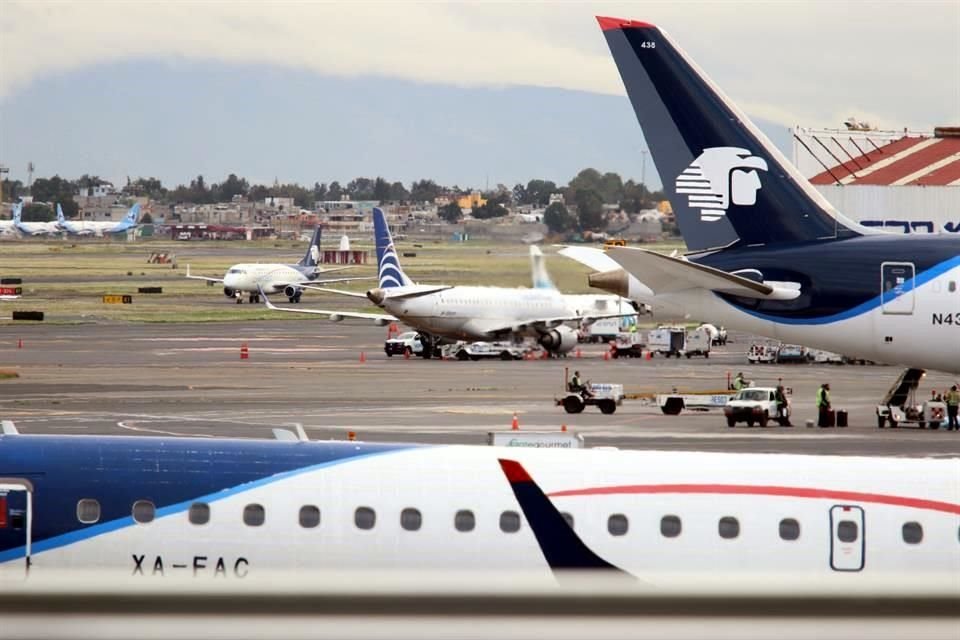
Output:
[876,368,946,429]
[724,387,792,427]
[775,344,809,364]
[384,331,423,357]
[610,333,644,358]
[557,379,624,415]
[747,343,778,364]
[682,327,712,358]
[657,392,734,415]
[444,341,527,361]
[647,327,686,358]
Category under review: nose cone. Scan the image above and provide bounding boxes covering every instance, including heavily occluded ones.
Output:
[587,269,629,298]
[224,274,240,289]
[367,288,386,306]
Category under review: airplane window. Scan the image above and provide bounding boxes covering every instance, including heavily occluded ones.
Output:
[949,281,956,293]
[77,499,101,524]
[499,510,521,533]
[779,518,800,541]
[189,502,210,525]
[718,516,740,539]
[560,512,575,530]
[607,513,629,536]
[299,505,320,529]
[454,509,475,532]
[355,506,376,530]
[243,504,265,527]
[401,508,422,531]
[132,500,155,524]
[902,522,923,544]
[837,520,859,543]
[660,515,682,538]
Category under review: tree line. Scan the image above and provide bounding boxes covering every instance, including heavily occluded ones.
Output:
[2,169,664,232]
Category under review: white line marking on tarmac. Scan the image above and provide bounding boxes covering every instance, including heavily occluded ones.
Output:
[116,420,215,438]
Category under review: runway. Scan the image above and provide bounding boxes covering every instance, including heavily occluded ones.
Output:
[1,320,958,457]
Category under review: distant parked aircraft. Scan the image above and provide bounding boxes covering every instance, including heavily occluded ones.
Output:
[56,203,140,236]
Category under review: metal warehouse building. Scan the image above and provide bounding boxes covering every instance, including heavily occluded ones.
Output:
[792,126,959,234]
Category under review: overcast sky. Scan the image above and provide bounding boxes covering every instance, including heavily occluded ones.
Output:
[1,1,957,189]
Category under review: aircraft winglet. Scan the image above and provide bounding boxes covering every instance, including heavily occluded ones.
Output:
[596,16,655,31]
[497,458,624,573]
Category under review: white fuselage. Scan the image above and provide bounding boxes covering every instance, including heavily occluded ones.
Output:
[15,220,60,236]
[5,445,958,584]
[636,265,960,374]
[223,263,311,294]
[379,286,623,341]
[61,220,126,236]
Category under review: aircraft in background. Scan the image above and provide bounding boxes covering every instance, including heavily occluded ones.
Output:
[565,17,960,374]
[0,426,957,580]
[12,202,60,236]
[56,202,140,236]
[186,226,364,304]
[262,208,636,357]
[0,205,18,237]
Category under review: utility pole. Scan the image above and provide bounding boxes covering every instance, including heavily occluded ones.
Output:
[0,165,8,205]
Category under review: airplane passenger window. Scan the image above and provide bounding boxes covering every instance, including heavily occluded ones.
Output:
[660,515,682,538]
[77,499,101,524]
[355,506,376,530]
[454,510,475,532]
[499,510,521,533]
[607,514,629,536]
[779,518,800,541]
[401,508,422,531]
[560,512,575,530]
[902,522,923,544]
[299,505,320,529]
[132,500,155,524]
[949,281,956,293]
[718,516,740,539]
[837,520,858,543]
[189,502,210,525]
[243,504,265,527]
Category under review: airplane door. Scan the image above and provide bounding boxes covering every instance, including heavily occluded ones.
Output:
[829,505,864,572]
[880,262,915,315]
[0,481,32,577]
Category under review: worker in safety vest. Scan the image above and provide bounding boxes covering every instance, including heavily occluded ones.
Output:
[946,385,960,431]
[816,383,832,427]
[732,372,746,391]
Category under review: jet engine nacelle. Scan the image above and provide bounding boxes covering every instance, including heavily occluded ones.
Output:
[283,285,302,299]
[539,325,579,354]
[224,287,237,298]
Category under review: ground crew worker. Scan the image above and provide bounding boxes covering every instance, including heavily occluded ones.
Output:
[946,385,960,431]
[775,385,790,425]
[570,371,594,398]
[732,372,746,391]
[817,383,832,427]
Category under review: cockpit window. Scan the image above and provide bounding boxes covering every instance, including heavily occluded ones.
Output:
[227,268,246,275]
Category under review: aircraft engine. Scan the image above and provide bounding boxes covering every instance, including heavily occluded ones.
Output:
[223,287,236,298]
[539,325,579,354]
[283,285,302,299]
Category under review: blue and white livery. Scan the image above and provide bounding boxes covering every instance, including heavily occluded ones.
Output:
[56,202,140,237]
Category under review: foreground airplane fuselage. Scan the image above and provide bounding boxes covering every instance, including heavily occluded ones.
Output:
[0,434,957,582]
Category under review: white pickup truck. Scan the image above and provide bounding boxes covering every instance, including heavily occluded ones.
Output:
[723,387,791,427]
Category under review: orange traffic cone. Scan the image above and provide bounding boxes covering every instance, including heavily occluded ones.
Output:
[359,351,366,364]
[17,338,22,349]
[348,431,357,441]
[511,412,519,430]
[603,350,610,361]
[575,348,582,358]
[240,343,249,360]
[561,424,567,432]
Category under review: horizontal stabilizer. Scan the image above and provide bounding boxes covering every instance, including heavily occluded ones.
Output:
[607,247,800,300]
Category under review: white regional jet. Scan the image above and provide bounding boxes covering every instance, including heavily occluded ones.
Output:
[56,202,140,236]
[186,227,363,304]
[12,202,60,236]
[262,208,637,357]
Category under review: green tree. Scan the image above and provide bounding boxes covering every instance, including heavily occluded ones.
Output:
[313,182,328,202]
[511,183,527,205]
[248,184,270,202]
[140,212,154,224]
[438,201,463,224]
[347,177,375,200]
[471,201,508,219]
[30,175,74,203]
[372,177,391,202]
[389,181,409,201]
[327,181,344,201]
[2,179,24,202]
[216,173,249,201]
[524,179,557,206]
[58,200,80,218]
[22,202,54,222]
[543,202,575,234]
[574,189,605,231]
[410,179,441,203]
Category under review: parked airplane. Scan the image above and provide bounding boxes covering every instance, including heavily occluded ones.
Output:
[56,202,140,236]
[12,202,60,236]
[0,426,957,581]
[0,205,17,237]
[185,227,362,304]
[565,17,960,374]
[262,208,636,356]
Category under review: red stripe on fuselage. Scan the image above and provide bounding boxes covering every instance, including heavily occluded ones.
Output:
[546,484,960,515]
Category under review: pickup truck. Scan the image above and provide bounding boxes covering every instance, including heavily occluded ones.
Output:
[384,331,423,357]
[723,387,791,427]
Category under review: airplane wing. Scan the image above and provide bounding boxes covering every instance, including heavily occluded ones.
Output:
[298,285,370,298]
[184,264,223,284]
[606,247,800,300]
[556,246,623,273]
[274,277,375,293]
[261,290,396,323]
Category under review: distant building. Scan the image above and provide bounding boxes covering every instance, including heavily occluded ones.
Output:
[548,193,565,205]
[263,196,295,211]
[456,191,486,210]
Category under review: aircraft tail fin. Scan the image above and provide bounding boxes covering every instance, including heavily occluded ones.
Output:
[56,203,65,224]
[529,246,556,290]
[12,203,22,223]
[299,226,322,268]
[125,203,140,225]
[498,459,624,573]
[597,17,863,250]
[373,207,412,288]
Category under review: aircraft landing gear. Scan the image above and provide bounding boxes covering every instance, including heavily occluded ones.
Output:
[288,292,302,303]
[417,333,439,359]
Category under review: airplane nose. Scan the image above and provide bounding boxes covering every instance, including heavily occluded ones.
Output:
[366,288,385,306]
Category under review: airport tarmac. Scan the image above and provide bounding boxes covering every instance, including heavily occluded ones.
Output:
[1,320,958,457]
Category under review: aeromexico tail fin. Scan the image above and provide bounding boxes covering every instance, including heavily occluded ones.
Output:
[299,226,322,268]
[597,17,863,250]
[529,246,556,290]
[373,207,412,288]
[498,459,624,573]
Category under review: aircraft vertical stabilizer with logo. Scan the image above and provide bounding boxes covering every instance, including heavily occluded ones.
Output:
[56,203,71,231]
[597,16,865,250]
[12,203,22,223]
[299,226,323,269]
[123,203,140,227]
[373,207,413,289]
[529,246,557,290]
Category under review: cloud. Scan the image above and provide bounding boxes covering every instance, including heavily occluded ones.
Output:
[1,1,957,130]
